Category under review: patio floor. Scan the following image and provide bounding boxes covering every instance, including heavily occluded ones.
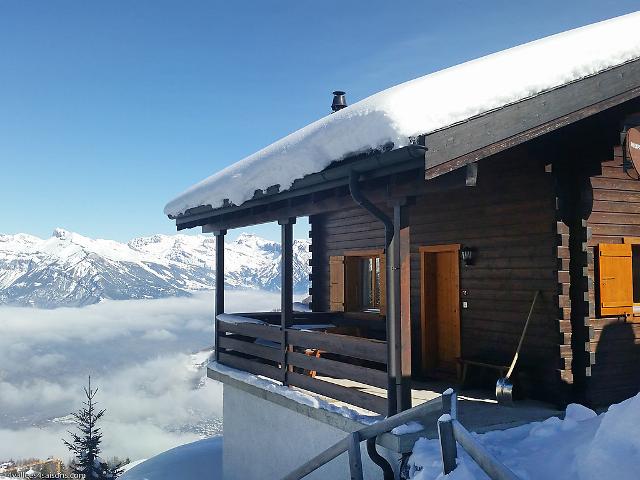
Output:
[310,375,562,453]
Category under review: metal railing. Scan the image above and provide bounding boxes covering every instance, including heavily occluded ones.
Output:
[438,391,521,480]
[282,395,445,480]
[282,389,521,480]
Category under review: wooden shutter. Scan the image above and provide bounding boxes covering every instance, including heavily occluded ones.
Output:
[329,255,345,311]
[379,254,386,315]
[598,243,633,316]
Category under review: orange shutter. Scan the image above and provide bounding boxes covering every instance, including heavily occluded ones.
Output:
[379,254,386,315]
[598,243,633,316]
[329,255,345,312]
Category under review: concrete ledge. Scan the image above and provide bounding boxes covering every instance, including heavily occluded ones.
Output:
[207,365,371,434]
[208,364,562,455]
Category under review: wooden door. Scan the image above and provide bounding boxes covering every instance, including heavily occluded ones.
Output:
[420,245,461,376]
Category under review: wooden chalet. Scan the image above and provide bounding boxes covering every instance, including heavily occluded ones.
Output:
[167,39,640,418]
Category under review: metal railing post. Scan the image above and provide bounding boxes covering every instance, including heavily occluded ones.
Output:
[438,415,457,475]
[347,432,364,480]
[442,388,458,420]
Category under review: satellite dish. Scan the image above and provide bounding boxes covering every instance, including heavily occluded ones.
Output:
[628,127,640,175]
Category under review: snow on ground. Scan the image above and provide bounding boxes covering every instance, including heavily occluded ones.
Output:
[408,393,640,480]
[120,436,222,480]
[165,12,640,217]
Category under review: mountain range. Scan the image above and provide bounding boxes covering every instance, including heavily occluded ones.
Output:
[0,228,310,308]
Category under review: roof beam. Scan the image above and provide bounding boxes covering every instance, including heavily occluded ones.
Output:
[425,59,640,179]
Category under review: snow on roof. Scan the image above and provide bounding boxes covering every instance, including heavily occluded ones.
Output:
[165,12,640,218]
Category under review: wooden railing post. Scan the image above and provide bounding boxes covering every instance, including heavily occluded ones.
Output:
[347,432,364,480]
[280,218,296,385]
[213,229,226,363]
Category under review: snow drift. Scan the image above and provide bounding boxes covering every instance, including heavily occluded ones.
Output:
[119,436,222,480]
[165,12,640,217]
[408,393,640,479]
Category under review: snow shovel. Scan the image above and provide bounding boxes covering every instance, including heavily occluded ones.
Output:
[496,290,540,405]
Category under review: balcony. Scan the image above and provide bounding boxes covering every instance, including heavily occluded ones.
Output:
[214,311,390,414]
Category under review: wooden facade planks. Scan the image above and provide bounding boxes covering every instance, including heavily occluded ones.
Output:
[311,149,563,402]
[584,154,640,405]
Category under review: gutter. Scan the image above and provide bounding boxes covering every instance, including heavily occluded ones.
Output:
[174,144,427,229]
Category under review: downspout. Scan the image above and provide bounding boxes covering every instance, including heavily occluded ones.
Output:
[348,170,396,409]
[349,170,394,247]
[366,437,395,480]
[349,170,397,478]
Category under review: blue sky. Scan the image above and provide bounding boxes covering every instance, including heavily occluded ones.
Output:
[1,1,638,242]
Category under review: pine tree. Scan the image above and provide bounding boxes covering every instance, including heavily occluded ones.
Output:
[63,377,124,480]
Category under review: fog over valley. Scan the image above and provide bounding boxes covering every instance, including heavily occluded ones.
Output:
[0,291,281,461]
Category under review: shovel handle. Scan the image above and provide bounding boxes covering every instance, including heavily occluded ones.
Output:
[505,290,540,379]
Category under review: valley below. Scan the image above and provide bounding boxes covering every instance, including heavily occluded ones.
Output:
[0,290,282,462]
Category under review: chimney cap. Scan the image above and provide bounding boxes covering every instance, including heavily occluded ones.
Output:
[331,91,347,112]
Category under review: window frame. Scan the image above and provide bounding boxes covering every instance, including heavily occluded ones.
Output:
[623,237,640,321]
[343,249,385,314]
[596,239,640,322]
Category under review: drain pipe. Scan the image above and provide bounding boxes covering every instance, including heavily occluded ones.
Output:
[348,170,397,411]
[366,437,395,480]
[349,170,397,479]
[348,170,394,247]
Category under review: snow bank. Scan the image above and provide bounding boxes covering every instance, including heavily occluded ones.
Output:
[407,393,640,479]
[576,394,640,480]
[119,436,222,480]
[165,12,640,217]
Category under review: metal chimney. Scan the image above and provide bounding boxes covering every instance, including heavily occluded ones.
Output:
[331,91,347,112]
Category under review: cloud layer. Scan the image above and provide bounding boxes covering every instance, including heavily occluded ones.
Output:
[0,291,281,461]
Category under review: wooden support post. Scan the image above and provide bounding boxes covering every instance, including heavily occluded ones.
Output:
[391,201,412,413]
[280,218,295,385]
[399,222,412,412]
[385,206,399,416]
[213,229,226,363]
[347,432,364,480]
[438,415,457,475]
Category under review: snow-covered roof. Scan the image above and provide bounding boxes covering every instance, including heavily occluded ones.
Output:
[165,12,640,218]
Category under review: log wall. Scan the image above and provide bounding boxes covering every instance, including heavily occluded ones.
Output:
[585,148,640,406]
[310,148,567,403]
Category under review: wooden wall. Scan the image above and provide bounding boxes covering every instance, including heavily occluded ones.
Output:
[585,150,640,406]
[311,148,567,403]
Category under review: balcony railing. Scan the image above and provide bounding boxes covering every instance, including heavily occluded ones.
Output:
[215,311,389,414]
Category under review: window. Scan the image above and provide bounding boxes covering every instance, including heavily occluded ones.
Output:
[634,245,640,305]
[596,240,640,320]
[354,255,381,311]
[329,251,386,314]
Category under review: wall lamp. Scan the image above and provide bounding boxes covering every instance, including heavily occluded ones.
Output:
[460,246,475,266]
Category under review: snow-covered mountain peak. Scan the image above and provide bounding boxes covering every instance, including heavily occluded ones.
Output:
[0,232,42,252]
[235,232,275,246]
[52,227,71,239]
[0,230,310,308]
